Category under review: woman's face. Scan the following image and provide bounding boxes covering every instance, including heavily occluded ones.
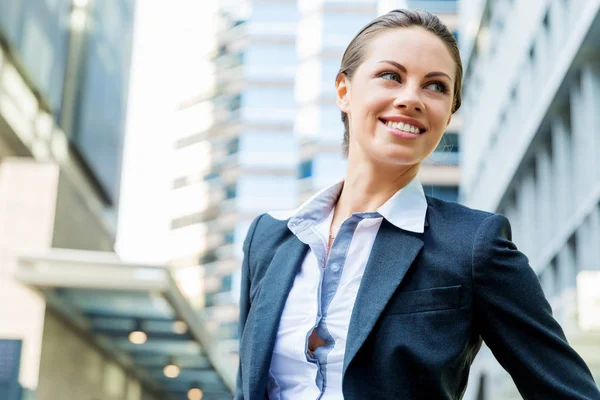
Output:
[337,27,456,167]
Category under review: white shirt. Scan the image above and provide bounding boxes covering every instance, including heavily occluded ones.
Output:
[267,178,428,399]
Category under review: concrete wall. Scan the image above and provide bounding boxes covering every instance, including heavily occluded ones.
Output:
[36,311,158,400]
[0,160,59,392]
[0,159,157,399]
[52,167,115,252]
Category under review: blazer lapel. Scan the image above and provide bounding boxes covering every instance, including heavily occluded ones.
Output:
[249,233,308,399]
[343,219,424,375]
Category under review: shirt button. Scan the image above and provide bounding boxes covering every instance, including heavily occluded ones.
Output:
[330,264,340,272]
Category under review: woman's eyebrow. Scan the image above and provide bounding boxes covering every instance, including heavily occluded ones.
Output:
[378,60,452,82]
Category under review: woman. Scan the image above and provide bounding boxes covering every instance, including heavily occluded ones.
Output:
[235,9,600,400]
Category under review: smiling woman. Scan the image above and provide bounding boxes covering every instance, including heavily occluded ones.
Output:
[234,9,600,400]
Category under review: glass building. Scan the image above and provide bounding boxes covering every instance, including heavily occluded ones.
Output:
[0,1,219,399]
[295,0,379,201]
[459,0,600,398]
[168,0,300,386]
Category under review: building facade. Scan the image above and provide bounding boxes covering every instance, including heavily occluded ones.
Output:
[0,0,188,399]
[165,0,465,385]
[459,0,600,397]
[295,0,379,201]
[167,0,300,382]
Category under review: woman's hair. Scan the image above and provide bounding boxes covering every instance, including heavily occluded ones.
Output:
[337,9,463,156]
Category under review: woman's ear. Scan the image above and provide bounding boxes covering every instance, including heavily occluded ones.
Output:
[336,73,350,113]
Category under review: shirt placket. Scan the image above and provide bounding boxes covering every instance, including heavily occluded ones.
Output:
[304,212,380,398]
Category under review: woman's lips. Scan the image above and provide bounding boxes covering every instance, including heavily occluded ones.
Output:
[380,119,422,140]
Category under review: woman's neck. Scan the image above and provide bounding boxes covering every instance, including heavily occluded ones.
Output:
[334,158,419,223]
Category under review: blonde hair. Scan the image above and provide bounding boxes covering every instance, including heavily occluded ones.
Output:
[337,9,463,156]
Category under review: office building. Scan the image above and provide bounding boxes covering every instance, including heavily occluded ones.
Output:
[167,0,300,387]
[0,1,231,399]
[295,0,379,201]
[459,0,600,397]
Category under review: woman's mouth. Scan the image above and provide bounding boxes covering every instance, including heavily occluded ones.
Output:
[379,118,426,139]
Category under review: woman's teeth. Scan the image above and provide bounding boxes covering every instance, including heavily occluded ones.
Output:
[385,120,421,134]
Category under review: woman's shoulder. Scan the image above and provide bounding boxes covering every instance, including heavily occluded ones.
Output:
[425,195,493,218]
[244,212,294,251]
[424,195,506,236]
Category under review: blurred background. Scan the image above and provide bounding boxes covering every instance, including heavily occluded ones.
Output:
[0,0,598,399]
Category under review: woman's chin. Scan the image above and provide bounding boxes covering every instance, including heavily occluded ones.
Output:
[372,146,422,166]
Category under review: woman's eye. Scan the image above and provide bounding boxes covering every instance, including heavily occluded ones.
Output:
[379,72,401,82]
[426,82,448,93]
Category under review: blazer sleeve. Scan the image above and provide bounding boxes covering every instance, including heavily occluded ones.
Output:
[472,214,600,399]
[234,214,263,400]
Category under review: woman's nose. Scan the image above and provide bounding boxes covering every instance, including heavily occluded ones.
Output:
[393,87,424,112]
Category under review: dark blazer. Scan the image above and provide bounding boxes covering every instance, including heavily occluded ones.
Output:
[235,196,600,399]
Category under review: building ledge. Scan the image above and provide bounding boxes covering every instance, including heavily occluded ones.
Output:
[15,248,236,399]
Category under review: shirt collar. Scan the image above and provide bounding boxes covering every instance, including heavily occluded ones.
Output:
[269,177,428,234]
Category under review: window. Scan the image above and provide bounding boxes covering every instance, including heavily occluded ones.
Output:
[313,153,346,189]
[299,159,313,179]
[224,231,235,245]
[435,133,459,153]
[241,87,295,110]
[69,0,135,204]
[227,137,239,155]
[225,184,236,200]
[320,104,345,140]
[425,185,459,202]
[222,273,233,291]
[199,250,218,265]
[245,44,297,68]
[0,339,23,400]
[322,59,341,89]
[251,2,297,23]
[322,12,374,39]
[237,175,298,212]
[238,131,297,168]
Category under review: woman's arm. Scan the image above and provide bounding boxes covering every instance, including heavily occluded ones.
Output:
[235,214,264,400]
[472,214,600,399]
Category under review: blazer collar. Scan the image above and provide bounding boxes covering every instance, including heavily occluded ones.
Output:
[268,177,428,234]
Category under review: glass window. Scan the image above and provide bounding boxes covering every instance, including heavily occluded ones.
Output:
[237,175,298,212]
[295,60,321,103]
[252,2,298,23]
[322,59,341,89]
[320,105,344,139]
[245,44,297,67]
[238,131,298,168]
[297,13,323,58]
[299,159,313,179]
[322,12,374,46]
[70,0,135,204]
[424,185,458,202]
[435,133,460,153]
[313,153,346,189]
[0,0,71,120]
[0,339,22,400]
[241,87,295,110]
